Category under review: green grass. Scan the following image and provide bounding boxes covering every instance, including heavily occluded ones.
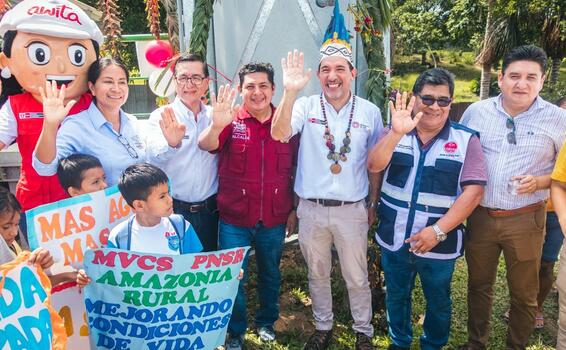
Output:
[235,242,559,349]
[390,50,566,104]
[391,50,481,103]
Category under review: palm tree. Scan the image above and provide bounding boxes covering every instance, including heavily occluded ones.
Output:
[355,0,392,113]
[162,0,180,53]
[540,14,565,87]
[98,0,124,58]
[476,0,495,100]
[476,1,520,99]
[188,0,214,59]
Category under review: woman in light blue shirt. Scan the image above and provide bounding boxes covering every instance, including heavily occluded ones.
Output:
[33,57,184,186]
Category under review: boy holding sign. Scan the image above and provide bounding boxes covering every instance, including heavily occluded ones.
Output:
[77,164,203,285]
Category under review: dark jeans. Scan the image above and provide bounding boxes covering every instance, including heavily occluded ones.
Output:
[542,211,564,262]
[382,245,456,350]
[173,196,219,252]
[219,220,285,336]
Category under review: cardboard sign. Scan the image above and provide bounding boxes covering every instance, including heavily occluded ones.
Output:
[51,282,90,349]
[26,186,133,268]
[0,252,67,349]
[83,247,248,350]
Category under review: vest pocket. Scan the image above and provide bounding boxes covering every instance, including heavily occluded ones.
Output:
[377,203,397,245]
[432,159,462,196]
[272,186,292,217]
[386,152,414,188]
[426,216,463,255]
[228,143,246,174]
[276,144,292,174]
[217,183,249,218]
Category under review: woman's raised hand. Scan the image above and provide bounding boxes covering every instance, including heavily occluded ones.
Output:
[40,80,76,126]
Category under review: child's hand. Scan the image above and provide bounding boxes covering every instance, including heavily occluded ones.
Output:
[49,271,79,287]
[237,269,244,280]
[76,269,91,287]
[28,248,54,269]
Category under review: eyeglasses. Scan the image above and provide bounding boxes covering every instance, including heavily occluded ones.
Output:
[175,75,206,86]
[117,134,139,159]
[417,94,452,107]
[506,117,517,145]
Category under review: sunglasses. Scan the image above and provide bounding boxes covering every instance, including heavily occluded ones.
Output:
[506,117,516,145]
[417,94,452,107]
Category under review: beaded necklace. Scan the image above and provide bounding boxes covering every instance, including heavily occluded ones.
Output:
[320,94,356,174]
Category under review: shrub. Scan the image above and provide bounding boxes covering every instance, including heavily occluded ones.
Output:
[470,76,500,97]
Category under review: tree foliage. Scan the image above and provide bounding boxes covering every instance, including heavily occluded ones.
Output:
[392,0,449,58]
[188,0,214,59]
[446,0,486,50]
[98,0,125,58]
[349,0,392,113]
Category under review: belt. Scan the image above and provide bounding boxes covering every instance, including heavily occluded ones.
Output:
[482,201,545,218]
[173,195,217,213]
[307,198,360,207]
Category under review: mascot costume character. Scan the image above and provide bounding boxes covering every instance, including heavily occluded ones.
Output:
[0,0,102,233]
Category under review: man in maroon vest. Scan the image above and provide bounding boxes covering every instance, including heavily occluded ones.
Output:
[199,62,297,350]
[0,0,101,234]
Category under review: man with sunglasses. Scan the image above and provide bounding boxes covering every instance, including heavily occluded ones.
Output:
[367,68,487,350]
[146,53,220,252]
[459,45,566,350]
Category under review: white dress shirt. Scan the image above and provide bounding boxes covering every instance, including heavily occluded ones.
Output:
[460,95,566,210]
[32,102,147,186]
[145,97,218,202]
[290,93,383,202]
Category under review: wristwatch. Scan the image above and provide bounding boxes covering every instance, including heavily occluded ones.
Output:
[432,224,447,242]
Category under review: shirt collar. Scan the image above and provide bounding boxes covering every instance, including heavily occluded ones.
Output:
[89,102,127,131]
[321,92,354,114]
[493,94,544,117]
[407,119,451,141]
[237,104,276,122]
[173,97,207,118]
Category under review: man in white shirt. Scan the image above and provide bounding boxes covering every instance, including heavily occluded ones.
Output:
[271,5,382,349]
[146,54,219,252]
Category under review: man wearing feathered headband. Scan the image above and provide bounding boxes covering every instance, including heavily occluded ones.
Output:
[271,2,383,349]
[0,0,102,234]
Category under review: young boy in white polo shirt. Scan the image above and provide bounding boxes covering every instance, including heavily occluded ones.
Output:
[77,163,203,285]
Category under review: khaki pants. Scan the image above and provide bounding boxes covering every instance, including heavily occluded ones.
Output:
[465,205,546,350]
[557,249,566,349]
[296,198,374,337]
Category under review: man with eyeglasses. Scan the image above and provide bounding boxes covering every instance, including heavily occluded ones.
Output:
[367,68,486,350]
[146,53,220,252]
[459,45,566,350]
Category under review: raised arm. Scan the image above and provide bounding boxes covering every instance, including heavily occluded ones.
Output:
[271,50,312,141]
[367,92,422,172]
[34,81,77,164]
[198,84,239,151]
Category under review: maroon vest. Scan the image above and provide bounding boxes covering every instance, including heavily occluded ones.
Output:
[217,107,297,228]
